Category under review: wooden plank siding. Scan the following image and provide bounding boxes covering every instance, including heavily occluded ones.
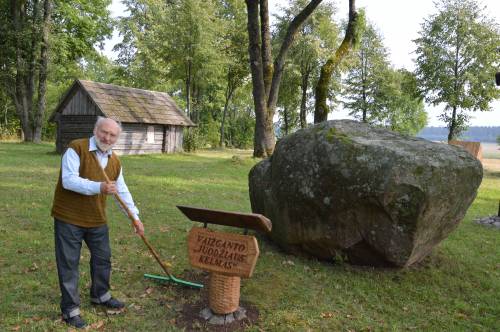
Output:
[114,123,163,155]
[63,90,101,116]
[163,125,184,153]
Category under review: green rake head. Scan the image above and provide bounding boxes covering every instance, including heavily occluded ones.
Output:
[144,273,204,289]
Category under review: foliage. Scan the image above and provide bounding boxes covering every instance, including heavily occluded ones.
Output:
[183,127,200,152]
[0,0,114,142]
[0,142,499,331]
[342,23,389,123]
[276,67,301,137]
[374,69,428,135]
[275,0,340,132]
[343,24,427,135]
[51,0,113,64]
[115,0,252,149]
[314,0,366,123]
[245,0,324,157]
[497,135,500,146]
[218,0,250,148]
[116,0,225,108]
[0,87,18,139]
[230,110,255,149]
[414,0,500,141]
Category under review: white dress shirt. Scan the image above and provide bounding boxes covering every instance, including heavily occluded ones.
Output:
[61,136,140,220]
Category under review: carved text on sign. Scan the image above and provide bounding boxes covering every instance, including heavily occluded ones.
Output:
[187,227,259,278]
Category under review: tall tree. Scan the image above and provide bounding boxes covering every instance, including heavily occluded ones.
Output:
[113,0,169,89]
[245,0,323,157]
[342,23,388,123]
[0,0,113,142]
[276,64,301,136]
[343,23,427,135]
[314,0,365,123]
[164,0,224,122]
[116,0,225,122]
[4,0,43,142]
[33,0,51,142]
[219,0,250,148]
[414,0,500,141]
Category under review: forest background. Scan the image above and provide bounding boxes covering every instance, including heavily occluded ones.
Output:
[0,0,499,154]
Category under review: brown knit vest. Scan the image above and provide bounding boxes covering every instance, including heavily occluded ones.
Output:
[51,138,121,228]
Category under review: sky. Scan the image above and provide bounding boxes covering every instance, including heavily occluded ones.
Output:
[105,0,500,127]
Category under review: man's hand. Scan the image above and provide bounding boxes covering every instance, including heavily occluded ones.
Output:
[100,181,117,195]
[133,219,144,236]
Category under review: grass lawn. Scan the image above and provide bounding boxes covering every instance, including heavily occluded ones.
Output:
[0,142,498,331]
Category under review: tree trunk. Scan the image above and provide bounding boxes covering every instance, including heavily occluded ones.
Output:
[186,59,192,119]
[448,106,457,141]
[220,79,235,148]
[12,0,34,141]
[361,49,367,123]
[448,34,461,142]
[27,0,40,136]
[246,0,322,157]
[260,0,273,98]
[246,0,273,157]
[362,88,367,122]
[283,106,289,136]
[34,0,51,143]
[299,69,310,129]
[314,0,361,123]
[193,82,200,124]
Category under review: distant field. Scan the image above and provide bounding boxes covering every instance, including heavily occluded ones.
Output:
[482,142,500,159]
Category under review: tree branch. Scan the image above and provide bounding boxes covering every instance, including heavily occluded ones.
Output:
[267,0,323,111]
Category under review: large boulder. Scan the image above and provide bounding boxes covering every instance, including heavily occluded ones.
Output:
[249,120,483,267]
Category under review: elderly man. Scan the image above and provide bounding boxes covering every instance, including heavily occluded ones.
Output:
[51,117,144,329]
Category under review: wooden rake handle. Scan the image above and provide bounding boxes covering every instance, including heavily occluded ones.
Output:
[94,154,174,279]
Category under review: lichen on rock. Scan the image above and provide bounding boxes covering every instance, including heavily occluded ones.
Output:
[249,120,483,267]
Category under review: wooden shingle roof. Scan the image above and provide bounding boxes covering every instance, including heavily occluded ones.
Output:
[50,79,195,126]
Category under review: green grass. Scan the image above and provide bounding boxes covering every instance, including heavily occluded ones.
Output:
[0,142,498,331]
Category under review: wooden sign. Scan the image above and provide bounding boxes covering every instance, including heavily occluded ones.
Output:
[187,227,259,278]
[177,205,272,233]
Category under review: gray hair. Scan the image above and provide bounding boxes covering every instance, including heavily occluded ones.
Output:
[94,116,122,133]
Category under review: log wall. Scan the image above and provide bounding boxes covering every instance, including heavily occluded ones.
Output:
[54,87,185,155]
[56,115,96,153]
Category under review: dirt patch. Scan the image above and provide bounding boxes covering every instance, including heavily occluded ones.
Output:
[158,269,260,331]
[481,158,500,178]
[482,158,500,172]
[483,159,500,171]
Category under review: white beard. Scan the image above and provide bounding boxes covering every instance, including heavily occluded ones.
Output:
[95,137,114,152]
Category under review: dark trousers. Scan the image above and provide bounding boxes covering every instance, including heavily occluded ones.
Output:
[54,219,112,318]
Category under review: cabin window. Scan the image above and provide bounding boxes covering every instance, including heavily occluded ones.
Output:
[147,126,155,143]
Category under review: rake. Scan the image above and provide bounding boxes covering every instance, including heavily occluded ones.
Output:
[95,155,203,289]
